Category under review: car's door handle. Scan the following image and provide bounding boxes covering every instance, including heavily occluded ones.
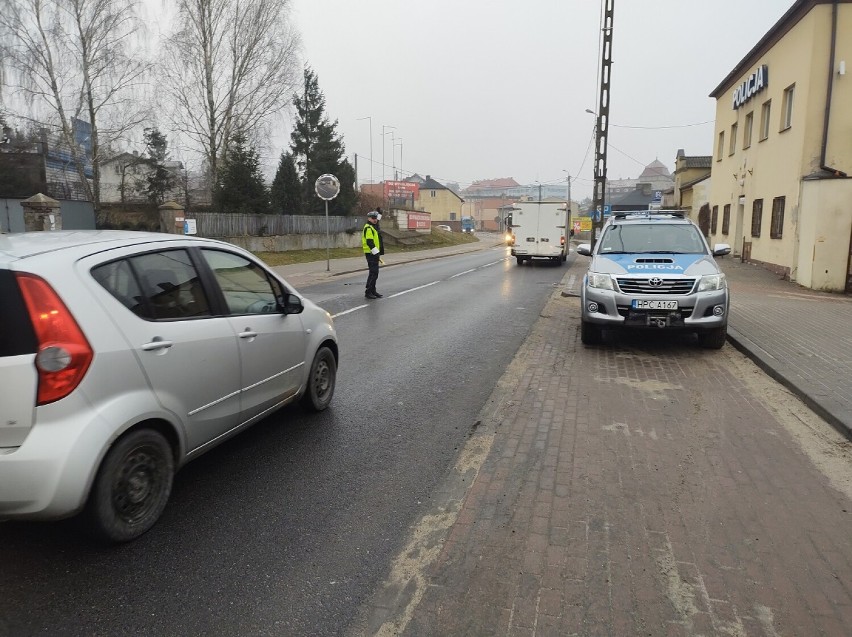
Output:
[238,330,258,339]
[142,339,174,351]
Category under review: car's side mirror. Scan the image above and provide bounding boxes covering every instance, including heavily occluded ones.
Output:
[713,243,731,257]
[576,243,592,257]
[280,292,304,315]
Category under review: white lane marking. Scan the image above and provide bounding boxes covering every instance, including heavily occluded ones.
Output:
[331,304,368,318]
[332,257,510,317]
[388,281,440,298]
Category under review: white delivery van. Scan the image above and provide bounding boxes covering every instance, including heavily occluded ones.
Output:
[509,201,571,265]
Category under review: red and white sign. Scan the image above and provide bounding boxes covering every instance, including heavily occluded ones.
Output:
[384,180,419,200]
[407,212,431,230]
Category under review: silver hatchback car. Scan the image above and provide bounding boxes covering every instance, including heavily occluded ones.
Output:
[0,231,338,542]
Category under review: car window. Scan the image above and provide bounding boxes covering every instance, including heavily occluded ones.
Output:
[92,249,212,320]
[201,249,282,315]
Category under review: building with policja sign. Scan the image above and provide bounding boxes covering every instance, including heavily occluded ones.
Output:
[708,0,852,292]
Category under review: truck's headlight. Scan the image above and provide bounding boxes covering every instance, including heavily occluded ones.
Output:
[588,272,615,290]
[698,273,726,292]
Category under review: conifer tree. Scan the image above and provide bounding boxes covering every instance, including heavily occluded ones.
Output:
[213,130,270,214]
[270,151,303,214]
[140,127,176,204]
[290,68,357,215]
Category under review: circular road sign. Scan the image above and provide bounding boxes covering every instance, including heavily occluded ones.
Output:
[315,174,340,201]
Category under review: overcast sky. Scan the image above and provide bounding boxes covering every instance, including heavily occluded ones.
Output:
[290,0,795,199]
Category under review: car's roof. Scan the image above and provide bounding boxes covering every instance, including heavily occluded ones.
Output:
[606,211,694,226]
[0,230,225,264]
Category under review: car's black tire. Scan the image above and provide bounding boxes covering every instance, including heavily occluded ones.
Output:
[301,346,337,412]
[581,320,603,345]
[83,429,174,543]
[698,326,727,349]
[516,256,524,265]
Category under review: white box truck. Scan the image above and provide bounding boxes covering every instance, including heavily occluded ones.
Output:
[508,201,571,265]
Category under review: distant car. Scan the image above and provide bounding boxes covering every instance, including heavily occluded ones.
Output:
[576,211,730,348]
[0,231,338,542]
[436,224,452,232]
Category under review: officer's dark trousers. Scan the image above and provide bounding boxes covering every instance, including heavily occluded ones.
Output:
[365,254,380,293]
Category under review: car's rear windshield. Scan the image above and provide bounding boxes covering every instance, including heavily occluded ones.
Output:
[598,223,707,255]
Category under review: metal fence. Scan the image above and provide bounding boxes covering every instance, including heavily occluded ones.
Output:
[194,213,361,237]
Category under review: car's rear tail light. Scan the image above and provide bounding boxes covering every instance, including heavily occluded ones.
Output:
[560,236,566,246]
[15,273,93,405]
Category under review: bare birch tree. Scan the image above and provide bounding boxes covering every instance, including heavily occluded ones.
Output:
[0,0,149,207]
[161,0,300,184]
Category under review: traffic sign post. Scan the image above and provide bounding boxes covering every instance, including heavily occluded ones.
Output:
[315,174,340,272]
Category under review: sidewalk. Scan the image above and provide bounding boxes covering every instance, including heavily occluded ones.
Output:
[720,257,852,440]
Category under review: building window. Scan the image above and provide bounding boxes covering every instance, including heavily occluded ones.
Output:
[717,131,725,161]
[759,100,771,141]
[781,84,795,131]
[751,199,763,237]
[770,196,785,239]
[430,190,436,198]
[729,124,738,155]
[711,205,719,234]
[722,204,731,235]
[743,112,754,149]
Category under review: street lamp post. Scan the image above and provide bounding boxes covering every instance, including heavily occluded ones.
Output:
[395,138,403,179]
[381,124,395,186]
[357,116,372,186]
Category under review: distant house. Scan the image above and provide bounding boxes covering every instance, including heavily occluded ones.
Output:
[100,152,153,202]
[673,150,712,219]
[100,153,186,204]
[463,177,520,199]
[415,175,464,222]
[607,159,674,200]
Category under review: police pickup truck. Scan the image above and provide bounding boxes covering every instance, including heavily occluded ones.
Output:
[576,211,731,348]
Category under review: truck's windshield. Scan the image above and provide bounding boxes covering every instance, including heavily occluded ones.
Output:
[598,224,707,255]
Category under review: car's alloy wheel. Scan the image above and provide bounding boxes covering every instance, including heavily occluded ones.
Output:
[301,346,336,412]
[84,429,174,543]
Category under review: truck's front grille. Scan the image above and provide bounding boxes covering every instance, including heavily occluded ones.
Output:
[616,278,696,295]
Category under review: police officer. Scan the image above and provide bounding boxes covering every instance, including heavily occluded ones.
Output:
[362,208,384,299]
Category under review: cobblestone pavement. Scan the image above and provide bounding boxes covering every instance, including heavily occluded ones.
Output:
[720,258,852,440]
[351,257,852,637]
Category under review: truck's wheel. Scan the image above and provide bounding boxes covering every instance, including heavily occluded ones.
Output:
[83,429,174,543]
[698,326,727,349]
[581,320,603,345]
[516,256,524,265]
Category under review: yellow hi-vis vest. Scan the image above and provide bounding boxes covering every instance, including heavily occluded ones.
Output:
[362,223,381,254]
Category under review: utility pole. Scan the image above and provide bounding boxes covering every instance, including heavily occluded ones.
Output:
[357,116,372,185]
[591,0,614,252]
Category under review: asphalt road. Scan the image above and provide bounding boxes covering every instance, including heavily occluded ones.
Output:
[0,245,570,636]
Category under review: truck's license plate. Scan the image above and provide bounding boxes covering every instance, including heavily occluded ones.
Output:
[632,300,678,310]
